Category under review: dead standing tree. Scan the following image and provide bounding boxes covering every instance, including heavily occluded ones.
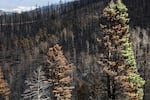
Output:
[0,68,10,100]
[47,44,74,100]
[22,66,50,100]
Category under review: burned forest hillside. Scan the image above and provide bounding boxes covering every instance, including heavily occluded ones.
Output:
[0,0,149,100]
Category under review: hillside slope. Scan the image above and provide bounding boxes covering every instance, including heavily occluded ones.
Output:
[0,0,149,100]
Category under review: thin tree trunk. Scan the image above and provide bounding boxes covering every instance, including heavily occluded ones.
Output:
[112,80,115,100]
[107,75,111,99]
[5,96,9,100]
[107,50,111,99]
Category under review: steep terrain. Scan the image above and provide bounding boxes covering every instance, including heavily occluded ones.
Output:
[0,0,149,100]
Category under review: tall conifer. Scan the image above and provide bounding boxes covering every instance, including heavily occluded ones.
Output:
[47,44,74,100]
[0,69,10,100]
[99,0,145,99]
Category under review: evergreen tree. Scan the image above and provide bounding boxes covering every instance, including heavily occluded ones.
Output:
[22,66,51,100]
[47,44,74,100]
[0,68,10,100]
[98,0,145,99]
